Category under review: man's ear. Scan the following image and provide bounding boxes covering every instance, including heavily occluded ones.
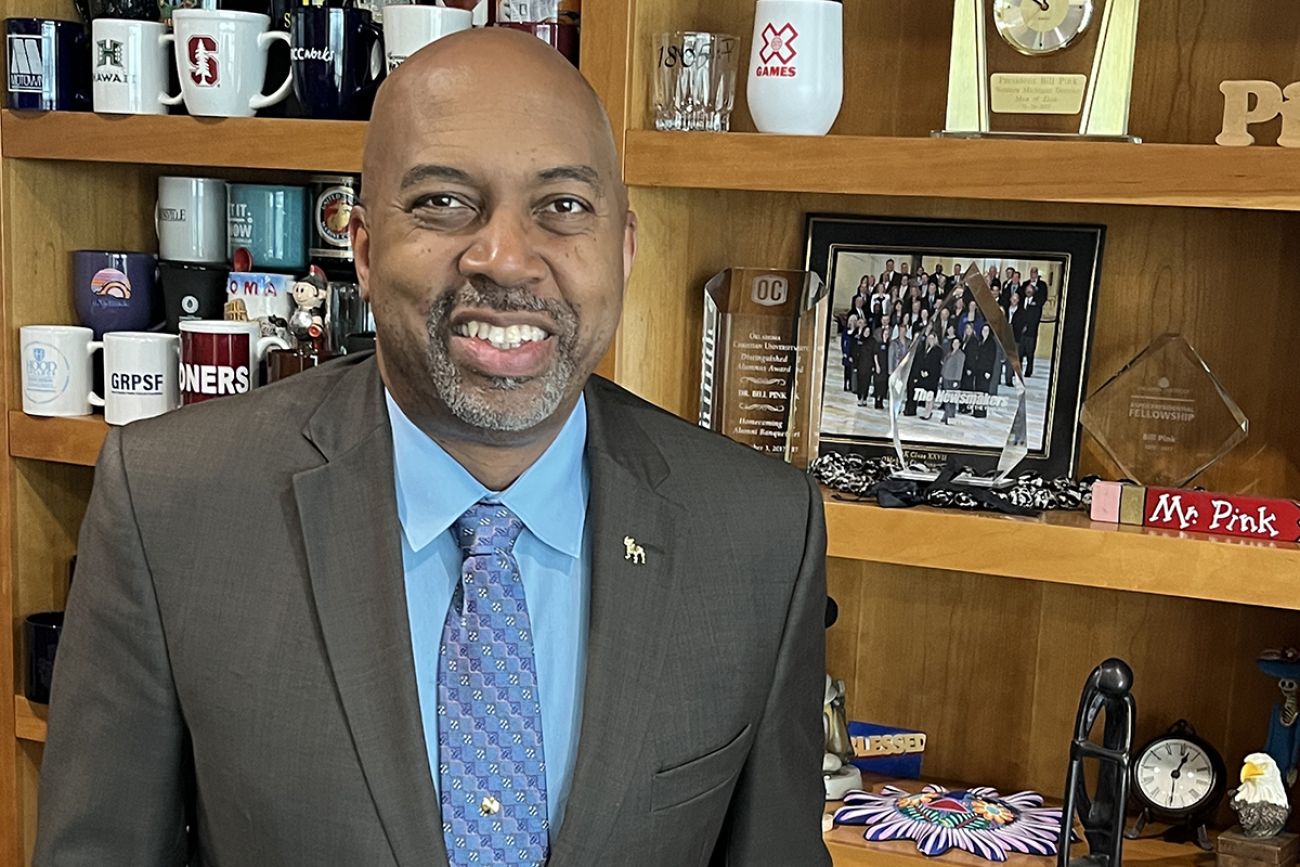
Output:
[350,203,372,301]
[622,210,638,285]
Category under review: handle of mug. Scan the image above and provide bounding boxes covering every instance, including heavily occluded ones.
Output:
[250,31,294,111]
[363,20,387,90]
[88,340,105,409]
[255,335,291,362]
[159,33,184,106]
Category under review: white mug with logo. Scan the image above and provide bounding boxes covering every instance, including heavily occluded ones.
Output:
[179,319,289,405]
[161,9,293,117]
[382,5,472,71]
[99,332,181,425]
[746,0,843,136]
[20,325,102,417]
[157,176,228,264]
[92,18,171,114]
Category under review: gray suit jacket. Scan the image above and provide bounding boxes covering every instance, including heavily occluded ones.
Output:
[33,354,830,867]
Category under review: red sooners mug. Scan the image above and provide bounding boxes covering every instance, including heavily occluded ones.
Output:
[179,320,288,405]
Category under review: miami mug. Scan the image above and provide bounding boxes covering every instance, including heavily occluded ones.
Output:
[179,319,288,404]
[19,325,102,417]
[162,9,292,118]
[91,18,171,115]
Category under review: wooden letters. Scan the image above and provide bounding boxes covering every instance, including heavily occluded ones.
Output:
[1217,80,1300,147]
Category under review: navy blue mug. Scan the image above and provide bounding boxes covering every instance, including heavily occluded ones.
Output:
[25,611,63,705]
[5,18,91,111]
[72,250,159,338]
[289,6,384,120]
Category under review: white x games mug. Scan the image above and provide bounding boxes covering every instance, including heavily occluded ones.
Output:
[746,0,843,136]
[99,332,181,425]
[162,9,292,117]
[91,18,171,115]
[20,325,101,417]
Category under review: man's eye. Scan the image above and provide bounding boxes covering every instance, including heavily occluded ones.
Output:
[541,197,591,216]
[415,194,470,211]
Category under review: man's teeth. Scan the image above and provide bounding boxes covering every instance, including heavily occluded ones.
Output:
[455,321,549,349]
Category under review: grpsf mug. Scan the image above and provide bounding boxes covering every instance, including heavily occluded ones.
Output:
[72,250,159,339]
[91,18,172,115]
[157,176,228,264]
[162,9,292,118]
[382,4,471,70]
[179,319,288,405]
[6,18,90,111]
[19,325,101,417]
[227,183,308,271]
[99,331,181,425]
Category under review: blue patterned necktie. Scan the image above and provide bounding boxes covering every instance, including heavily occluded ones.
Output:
[438,502,549,866]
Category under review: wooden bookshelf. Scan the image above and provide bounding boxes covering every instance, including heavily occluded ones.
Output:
[12,698,44,745]
[0,111,366,173]
[624,130,1300,211]
[7,413,106,467]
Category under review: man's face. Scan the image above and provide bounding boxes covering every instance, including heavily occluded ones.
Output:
[353,74,634,434]
[885,259,894,270]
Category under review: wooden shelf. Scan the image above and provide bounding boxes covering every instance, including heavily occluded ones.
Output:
[8,412,107,467]
[824,493,1300,611]
[0,111,366,173]
[14,696,46,743]
[625,129,1300,211]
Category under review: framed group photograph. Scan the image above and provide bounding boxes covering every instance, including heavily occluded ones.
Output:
[806,215,1104,479]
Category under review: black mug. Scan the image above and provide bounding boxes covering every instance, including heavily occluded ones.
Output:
[5,18,91,111]
[289,5,384,120]
[25,611,64,705]
[160,262,229,332]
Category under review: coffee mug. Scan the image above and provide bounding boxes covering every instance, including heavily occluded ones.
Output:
[290,6,384,120]
[746,0,843,136]
[162,9,292,118]
[328,280,370,351]
[382,5,472,70]
[20,325,102,417]
[25,611,64,705]
[179,319,288,404]
[157,176,227,264]
[226,271,295,329]
[161,262,229,331]
[98,331,181,425]
[72,250,159,338]
[227,183,308,271]
[310,174,358,261]
[496,22,579,67]
[6,18,91,111]
[91,18,171,115]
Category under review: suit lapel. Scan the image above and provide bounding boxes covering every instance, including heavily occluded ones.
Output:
[549,382,685,866]
[292,360,448,867]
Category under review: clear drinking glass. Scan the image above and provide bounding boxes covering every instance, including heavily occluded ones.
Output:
[653,31,740,132]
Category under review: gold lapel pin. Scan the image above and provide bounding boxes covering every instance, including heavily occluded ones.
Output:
[623,536,646,565]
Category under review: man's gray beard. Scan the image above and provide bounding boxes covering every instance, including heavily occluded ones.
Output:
[424,283,579,432]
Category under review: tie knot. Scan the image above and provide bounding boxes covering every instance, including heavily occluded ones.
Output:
[454,502,524,557]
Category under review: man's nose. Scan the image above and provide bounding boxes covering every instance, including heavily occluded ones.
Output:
[459,209,547,287]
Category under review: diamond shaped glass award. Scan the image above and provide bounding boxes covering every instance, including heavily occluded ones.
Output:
[698,268,830,467]
[1080,334,1248,486]
[887,263,1028,486]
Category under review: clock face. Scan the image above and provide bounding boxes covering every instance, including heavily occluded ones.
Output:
[993,0,1096,56]
[1134,737,1218,815]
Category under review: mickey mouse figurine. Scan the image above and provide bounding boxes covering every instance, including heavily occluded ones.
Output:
[289,266,329,346]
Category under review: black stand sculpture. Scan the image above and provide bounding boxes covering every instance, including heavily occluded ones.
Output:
[1057,658,1136,867]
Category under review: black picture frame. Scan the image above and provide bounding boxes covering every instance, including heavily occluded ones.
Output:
[806,214,1103,480]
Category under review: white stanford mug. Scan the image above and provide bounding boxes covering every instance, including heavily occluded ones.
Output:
[163,9,292,118]
[100,332,181,425]
[92,18,171,114]
[179,319,288,405]
[20,325,102,417]
[382,5,472,71]
[746,0,843,136]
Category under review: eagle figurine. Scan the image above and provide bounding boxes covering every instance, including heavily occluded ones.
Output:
[1231,752,1291,838]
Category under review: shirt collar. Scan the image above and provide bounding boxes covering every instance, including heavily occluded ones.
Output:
[385,390,589,557]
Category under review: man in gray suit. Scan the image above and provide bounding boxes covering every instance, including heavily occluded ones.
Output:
[35,28,829,867]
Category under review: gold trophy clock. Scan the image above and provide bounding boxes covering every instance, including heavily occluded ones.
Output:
[942,0,1141,140]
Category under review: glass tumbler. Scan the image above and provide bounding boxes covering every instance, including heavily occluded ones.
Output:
[652,31,740,132]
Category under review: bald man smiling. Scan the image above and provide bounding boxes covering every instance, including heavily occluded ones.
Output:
[34,29,829,867]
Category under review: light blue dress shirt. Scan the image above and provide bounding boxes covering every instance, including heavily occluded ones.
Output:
[385,390,591,835]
